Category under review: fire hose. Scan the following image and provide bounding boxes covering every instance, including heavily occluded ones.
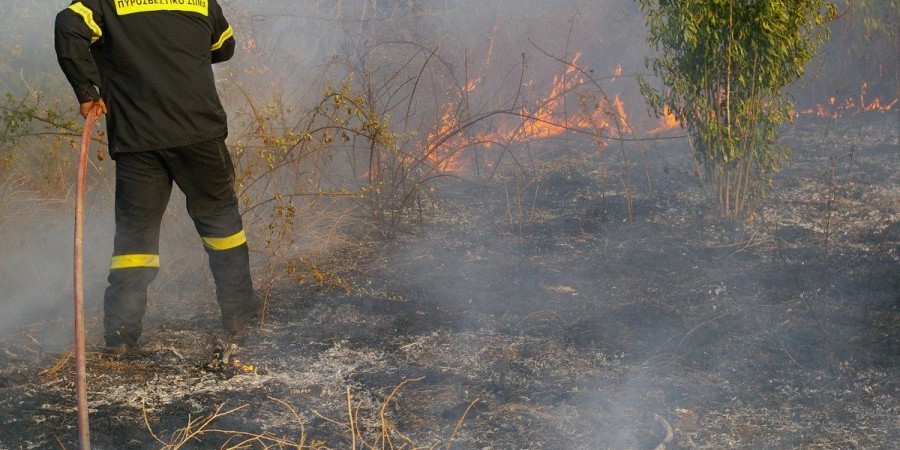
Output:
[74,105,101,450]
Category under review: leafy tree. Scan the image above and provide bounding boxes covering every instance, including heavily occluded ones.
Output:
[637,0,836,218]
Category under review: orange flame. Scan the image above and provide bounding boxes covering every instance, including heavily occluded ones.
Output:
[421,55,660,173]
[797,83,897,119]
[611,64,622,83]
[648,104,680,134]
[424,53,608,173]
[516,53,589,140]
[613,94,632,134]
[424,103,468,173]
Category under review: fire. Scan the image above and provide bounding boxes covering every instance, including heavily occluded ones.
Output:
[464,78,480,92]
[611,64,622,82]
[649,104,680,133]
[424,103,469,173]
[515,53,590,139]
[399,60,895,176]
[857,82,897,112]
[420,57,897,175]
[423,53,632,173]
[231,357,255,373]
[612,93,632,134]
[796,83,897,119]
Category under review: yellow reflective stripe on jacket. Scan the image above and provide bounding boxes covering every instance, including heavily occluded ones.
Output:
[211,25,233,51]
[114,0,209,16]
[68,3,102,43]
[202,229,246,251]
[110,254,161,269]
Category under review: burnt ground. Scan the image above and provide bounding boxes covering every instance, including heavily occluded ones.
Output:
[0,113,897,449]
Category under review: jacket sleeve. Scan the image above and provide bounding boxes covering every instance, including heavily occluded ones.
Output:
[55,1,104,103]
[210,0,235,64]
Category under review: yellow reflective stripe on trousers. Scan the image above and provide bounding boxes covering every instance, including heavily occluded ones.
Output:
[68,3,102,43]
[202,229,246,251]
[110,254,160,270]
[211,25,233,51]
[114,0,209,16]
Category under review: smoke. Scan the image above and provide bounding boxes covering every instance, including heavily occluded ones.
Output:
[0,192,112,344]
[0,0,650,342]
[0,1,896,447]
[0,2,93,341]
[223,0,649,106]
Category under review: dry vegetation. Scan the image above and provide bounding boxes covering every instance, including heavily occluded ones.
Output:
[0,1,897,449]
[1,110,895,449]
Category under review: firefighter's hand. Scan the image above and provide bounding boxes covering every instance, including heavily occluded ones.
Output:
[79,98,107,119]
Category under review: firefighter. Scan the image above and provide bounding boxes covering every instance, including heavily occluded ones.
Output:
[54,0,259,357]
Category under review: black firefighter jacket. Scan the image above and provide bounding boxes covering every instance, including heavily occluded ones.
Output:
[55,0,236,155]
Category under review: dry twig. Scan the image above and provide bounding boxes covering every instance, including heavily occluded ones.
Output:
[446,398,481,450]
[652,414,674,450]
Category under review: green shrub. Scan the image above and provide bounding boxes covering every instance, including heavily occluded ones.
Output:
[637,0,836,218]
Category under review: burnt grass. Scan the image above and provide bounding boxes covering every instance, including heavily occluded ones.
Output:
[1,114,898,449]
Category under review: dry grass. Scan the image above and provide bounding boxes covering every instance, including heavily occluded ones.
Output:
[145,378,479,450]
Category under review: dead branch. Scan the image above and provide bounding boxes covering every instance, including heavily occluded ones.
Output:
[445,398,481,450]
[652,414,674,450]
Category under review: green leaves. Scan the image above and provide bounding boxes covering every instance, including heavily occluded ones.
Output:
[638,0,835,218]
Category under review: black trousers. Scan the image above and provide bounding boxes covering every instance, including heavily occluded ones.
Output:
[103,136,256,347]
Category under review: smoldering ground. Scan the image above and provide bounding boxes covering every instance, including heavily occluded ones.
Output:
[5,114,893,449]
[1,0,898,449]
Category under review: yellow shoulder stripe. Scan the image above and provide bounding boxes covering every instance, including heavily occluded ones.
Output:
[68,3,102,44]
[110,254,161,270]
[202,229,246,251]
[211,25,234,51]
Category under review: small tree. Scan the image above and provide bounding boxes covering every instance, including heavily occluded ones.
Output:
[637,0,835,218]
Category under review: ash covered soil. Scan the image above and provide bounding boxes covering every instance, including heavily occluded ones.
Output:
[1,115,898,449]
